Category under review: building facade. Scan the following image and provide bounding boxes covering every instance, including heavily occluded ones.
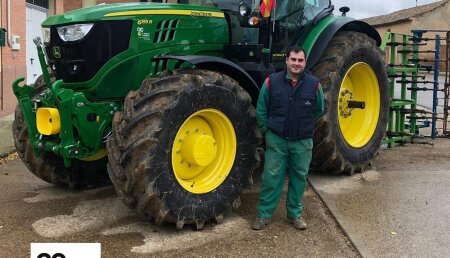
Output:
[0,0,153,117]
[362,0,450,68]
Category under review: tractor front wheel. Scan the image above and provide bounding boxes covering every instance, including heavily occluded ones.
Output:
[107,69,261,229]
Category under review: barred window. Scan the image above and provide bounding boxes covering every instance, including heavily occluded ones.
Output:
[26,0,49,9]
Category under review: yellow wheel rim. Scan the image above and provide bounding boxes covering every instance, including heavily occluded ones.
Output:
[171,109,236,194]
[338,62,380,148]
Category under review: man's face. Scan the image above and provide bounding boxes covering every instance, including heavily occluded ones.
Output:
[286,51,306,77]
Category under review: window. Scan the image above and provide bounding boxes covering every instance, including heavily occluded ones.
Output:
[26,0,49,9]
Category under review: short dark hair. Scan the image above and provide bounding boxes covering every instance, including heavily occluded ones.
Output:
[286,46,307,59]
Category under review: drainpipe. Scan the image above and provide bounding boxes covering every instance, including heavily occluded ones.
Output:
[1,1,3,110]
[7,0,11,47]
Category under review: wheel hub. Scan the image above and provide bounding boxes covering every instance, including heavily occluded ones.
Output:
[338,62,380,148]
[181,133,217,167]
[172,109,236,193]
[339,90,353,117]
[339,90,366,118]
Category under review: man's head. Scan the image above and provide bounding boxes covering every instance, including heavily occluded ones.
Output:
[285,46,307,79]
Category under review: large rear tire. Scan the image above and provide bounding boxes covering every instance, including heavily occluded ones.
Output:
[12,75,110,188]
[311,31,389,174]
[107,69,261,229]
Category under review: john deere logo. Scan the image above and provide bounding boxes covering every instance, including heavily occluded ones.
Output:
[52,46,61,58]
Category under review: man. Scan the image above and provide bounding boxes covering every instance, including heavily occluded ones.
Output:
[253,46,324,230]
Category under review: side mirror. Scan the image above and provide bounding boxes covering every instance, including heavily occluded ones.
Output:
[339,6,350,16]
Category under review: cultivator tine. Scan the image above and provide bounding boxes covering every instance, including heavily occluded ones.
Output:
[176,218,185,230]
[195,219,205,230]
[213,214,224,224]
[155,209,168,226]
[232,196,241,209]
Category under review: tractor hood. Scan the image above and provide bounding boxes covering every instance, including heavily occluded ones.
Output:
[42,3,224,26]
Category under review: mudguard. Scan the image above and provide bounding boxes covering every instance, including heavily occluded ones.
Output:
[306,18,381,70]
[153,55,260,100]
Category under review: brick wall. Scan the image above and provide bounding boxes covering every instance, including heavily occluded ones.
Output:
[64,0,82,12]
[0,0,27,116]
[55,0,64,15]
[2,0,26,66]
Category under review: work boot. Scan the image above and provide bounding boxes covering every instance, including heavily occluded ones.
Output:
[252,217,271,230]
[287,216,307,230]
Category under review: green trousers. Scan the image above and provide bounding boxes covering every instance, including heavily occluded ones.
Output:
[257,130,313,219]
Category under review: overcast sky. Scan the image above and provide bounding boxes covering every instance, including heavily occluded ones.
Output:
[332,0,441,19]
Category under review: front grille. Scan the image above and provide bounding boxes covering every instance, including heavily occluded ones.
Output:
[45,20,133,83]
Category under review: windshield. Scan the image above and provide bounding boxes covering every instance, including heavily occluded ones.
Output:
[275,0,330,24]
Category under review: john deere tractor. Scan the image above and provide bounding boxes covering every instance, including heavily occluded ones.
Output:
[13,0,388,229]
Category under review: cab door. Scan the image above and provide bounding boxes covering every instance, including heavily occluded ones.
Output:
[271,0,330,70]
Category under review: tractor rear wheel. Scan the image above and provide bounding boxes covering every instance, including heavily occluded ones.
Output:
[311,31,389,174]
[107,69,261,229]
[12,75,110,188]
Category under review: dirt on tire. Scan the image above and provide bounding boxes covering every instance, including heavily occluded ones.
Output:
[311,31,389,175]
[107,69,262,229]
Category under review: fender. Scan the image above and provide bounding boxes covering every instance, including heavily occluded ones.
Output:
[153,55,260,103]
[306,18,381,71]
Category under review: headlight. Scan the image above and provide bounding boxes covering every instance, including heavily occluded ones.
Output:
[57,23,94,42]
[42,27,51,44]
[248,16,260,27]
[239,3,251,16]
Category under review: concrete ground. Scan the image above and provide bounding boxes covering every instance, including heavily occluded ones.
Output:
[309,138,450,258]
[0,158,357,258]
[0,114,14,157]
[3,137,450,257]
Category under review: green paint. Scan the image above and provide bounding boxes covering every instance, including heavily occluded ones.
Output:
[383,31,421,146]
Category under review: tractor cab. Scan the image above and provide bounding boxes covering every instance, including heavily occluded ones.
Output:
[272,0,333,68]
[173,0,334,73]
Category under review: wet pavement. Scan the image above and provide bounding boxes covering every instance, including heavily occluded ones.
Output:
[309,152,450,257]
[0,159,357,257]
[0,114,14,157]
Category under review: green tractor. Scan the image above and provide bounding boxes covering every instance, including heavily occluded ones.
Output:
[13,0,388,229]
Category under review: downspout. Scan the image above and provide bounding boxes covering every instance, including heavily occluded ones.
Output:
[1,0,3,110]
[7,0,11,47]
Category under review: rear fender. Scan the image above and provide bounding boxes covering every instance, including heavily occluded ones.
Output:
[306,18,381,70]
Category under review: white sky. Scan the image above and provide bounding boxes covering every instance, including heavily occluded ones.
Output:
[332,0,441,19]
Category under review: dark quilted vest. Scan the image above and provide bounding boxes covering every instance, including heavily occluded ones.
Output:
[267,71,319,140]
